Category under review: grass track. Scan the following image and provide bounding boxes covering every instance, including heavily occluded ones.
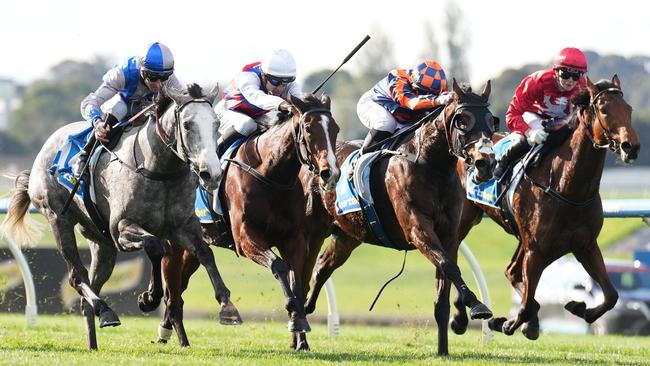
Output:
[0,314,648,366]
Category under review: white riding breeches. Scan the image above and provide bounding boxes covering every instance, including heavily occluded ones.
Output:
[356,90,398,133]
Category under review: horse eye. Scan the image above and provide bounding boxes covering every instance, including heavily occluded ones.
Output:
[183,121,191,130]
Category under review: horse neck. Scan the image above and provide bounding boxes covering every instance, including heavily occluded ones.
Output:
[256,118,300,182]
[553,115,607,198]
[140,107,187,172]
[413,117,457,173]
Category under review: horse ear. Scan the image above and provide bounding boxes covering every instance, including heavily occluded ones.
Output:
[207,84,220,104]
[585,76,597,96]
[612,74,621,89]
[480,80,491,102]
[320,94,331,109]
[165,86,191,105]
[452,78,464,97]
[290,94,307,113]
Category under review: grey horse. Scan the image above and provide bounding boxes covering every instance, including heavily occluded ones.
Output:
[1,84,241,350]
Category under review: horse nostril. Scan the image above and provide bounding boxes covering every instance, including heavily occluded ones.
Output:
[319,169,331,181]
[199,171,211,182]
[621,142,639,159]
[474,159,487,170]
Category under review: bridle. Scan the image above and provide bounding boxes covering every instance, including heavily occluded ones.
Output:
[292,107,333,174]
[107,97,214,181]
[583,87,624,154]
[443,100,493,164]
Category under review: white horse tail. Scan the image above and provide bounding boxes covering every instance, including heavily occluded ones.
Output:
[0,170,43,245]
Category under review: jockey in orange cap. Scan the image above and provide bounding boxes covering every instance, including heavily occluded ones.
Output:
[356,60,454,154]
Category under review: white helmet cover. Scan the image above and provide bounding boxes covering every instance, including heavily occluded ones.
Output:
[261,49,296,77]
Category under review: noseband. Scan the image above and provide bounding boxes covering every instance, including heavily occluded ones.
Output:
[584,87,624,153]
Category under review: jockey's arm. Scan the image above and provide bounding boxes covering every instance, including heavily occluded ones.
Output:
[80,66,124,125]
[505,75,543,134]
[238,72,285,111]
[390,77,445,111]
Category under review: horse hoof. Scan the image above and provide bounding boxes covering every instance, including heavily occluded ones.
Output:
[469,303,493,320]
[156,338,168,344]
[502,319,516,336]
[564,301,587,319]
[219,304,243,325]
[488,317,507,332]
[138,292,161,313]
[288,318,311,333]
[521,322,540,340]
[450,318,467,335]
[99,309,121,328]
[295,340,310,352]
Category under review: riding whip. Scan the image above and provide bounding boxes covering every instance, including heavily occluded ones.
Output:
[311,35,371,95]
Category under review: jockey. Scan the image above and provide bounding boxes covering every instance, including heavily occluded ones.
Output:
[493,47,588,180]
[356,60,454,154]
[214,49,303,156]
[76,42,182,179]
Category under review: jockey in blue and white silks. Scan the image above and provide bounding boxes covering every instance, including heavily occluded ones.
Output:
[75,42,183,180]
[214,49,303,155]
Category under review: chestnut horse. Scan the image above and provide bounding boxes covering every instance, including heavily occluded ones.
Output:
[302,81,497,355]
[156,94,340,350]
[455,76,640,340]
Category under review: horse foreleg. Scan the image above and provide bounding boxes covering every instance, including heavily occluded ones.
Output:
[498,250,544,339]
[305,229,360,315]
[570,242,618,323]
[434,273,452,356]
[84,239,118,348]
[117,219,165,313]
[48,215,119,350]
[171,220,241,326]
[158,241,194,346]
[280,238,312,351]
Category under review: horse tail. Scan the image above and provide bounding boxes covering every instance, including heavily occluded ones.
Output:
[0,170,43,245]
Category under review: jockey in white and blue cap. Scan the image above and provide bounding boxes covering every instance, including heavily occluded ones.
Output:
[76,42,183,180]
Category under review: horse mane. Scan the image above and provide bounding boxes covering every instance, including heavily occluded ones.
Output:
[567,79,618,129]
[266,93,324,129]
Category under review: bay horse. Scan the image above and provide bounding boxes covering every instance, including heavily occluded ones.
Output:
[156,94,340,350]
[455,76,640,340]
[0,84,240,350]
[302,80,497,356]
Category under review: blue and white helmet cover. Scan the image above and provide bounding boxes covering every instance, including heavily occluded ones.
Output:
[142,42,174,75]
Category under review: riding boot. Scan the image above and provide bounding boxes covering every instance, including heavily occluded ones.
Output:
[74,114,119,182]
[217,126,245,157]
[360,129,392,154]
[493,137,531,181]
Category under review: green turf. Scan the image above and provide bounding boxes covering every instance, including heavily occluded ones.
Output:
[0,314,648,366]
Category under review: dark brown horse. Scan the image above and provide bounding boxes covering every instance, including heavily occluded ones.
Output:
[302,81,497,355]
[454,76,640,340]
[156,94,340,350]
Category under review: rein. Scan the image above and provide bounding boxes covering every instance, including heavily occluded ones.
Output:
[108,98,213,181]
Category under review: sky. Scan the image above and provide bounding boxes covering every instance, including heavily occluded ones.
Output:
[2,0,649,88]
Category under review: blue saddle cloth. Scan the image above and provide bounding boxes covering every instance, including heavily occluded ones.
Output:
[48,126,95,200]
[335,150,363,215]
[195,138,245,223]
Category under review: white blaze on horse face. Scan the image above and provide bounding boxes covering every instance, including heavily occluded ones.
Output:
[190,107,221,186]
[319,115,340,179]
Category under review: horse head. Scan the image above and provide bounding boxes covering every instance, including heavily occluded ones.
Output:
[164,84,222,190]
[581,75,640,163]
[288,93,340,191]
[447,79,497,183]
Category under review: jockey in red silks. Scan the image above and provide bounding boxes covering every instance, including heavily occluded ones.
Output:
[76,42,182,180]
[356,60,454,154]
[214,49,303,156]
[493,47,588,180]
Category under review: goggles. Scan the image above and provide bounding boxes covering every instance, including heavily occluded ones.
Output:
[265,74,295,86]
[143,70,170,82]
[557,68,583,81]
